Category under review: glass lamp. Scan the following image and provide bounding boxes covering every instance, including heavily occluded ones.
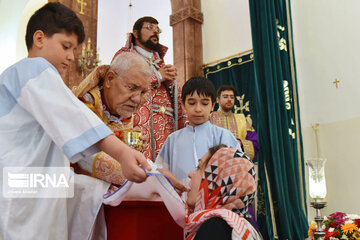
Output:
[307,158,327,239]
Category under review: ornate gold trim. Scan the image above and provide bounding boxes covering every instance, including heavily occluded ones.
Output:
[241,139,255,160]
[91,152,103,177]
[234,113,247,139]
[203,49,253,67]
[264,162,279,239]
[204,59,253,78]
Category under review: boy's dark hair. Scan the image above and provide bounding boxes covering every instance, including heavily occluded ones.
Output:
[217,85,236,97]
[181,76,216,104]
[25,2,85,50]
[133,16,158,32]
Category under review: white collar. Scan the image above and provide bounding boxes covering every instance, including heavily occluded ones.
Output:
[134,45,153,58]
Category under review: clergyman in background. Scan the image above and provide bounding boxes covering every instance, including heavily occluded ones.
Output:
[112,16,187,162]
[210,85,259,160]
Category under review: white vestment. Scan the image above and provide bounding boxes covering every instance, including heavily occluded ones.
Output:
[0,57,111,240]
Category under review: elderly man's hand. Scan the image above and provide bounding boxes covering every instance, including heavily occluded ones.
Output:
[158,64,177,82]
[96,135,152,183]
[119,148,152,183]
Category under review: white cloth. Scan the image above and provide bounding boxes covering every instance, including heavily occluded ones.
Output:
[0,57,112,240]
[102,163,186,228]
[155,121,241,182]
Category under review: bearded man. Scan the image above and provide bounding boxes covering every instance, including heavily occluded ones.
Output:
[112,16,187,162]
[210,85,259,160]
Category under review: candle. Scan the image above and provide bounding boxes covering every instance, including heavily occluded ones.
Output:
[87,38,91,51]
[82,43,85,57]
[96,48,100,61]
[312,123,320,158]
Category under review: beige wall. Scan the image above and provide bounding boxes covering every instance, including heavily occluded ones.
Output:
[0,0,47,73]
[302,118,360,218]
[201,0,252,64]
[291,0,360,219]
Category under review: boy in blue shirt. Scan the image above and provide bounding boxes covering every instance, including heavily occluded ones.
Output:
[0,3,151,239]
[156,77,241,183]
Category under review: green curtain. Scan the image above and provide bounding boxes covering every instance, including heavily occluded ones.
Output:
[248,0,308,239]
[204,52,257,116]
[204,0,308,238]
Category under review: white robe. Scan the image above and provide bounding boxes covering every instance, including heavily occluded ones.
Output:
[0,57,111,240]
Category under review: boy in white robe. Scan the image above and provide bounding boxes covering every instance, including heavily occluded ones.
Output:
[0,3,151,240]
[156,77,242,183]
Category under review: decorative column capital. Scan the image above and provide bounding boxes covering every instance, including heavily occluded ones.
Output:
[170,6,203,26]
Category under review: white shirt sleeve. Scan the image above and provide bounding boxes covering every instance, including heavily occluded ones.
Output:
[16,63,112,162]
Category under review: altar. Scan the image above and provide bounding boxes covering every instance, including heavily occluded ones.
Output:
[104,201,183,240]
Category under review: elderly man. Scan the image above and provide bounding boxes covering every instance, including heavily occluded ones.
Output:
[112,16,187,162]
[73,52,152,185]
[210,85,259,160]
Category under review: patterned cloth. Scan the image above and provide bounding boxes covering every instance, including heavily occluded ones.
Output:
[112,34,187,161]
[72,66,132,185]
[210,110,259,160]
[185,148,262,240]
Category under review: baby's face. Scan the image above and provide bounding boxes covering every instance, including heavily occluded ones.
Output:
[186,151,211,209]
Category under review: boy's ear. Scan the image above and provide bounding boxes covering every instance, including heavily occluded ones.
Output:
[181,100,185,109]
[216,97,220,104]
[33,30,46,49]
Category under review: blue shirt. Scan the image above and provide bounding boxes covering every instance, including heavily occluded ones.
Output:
[156,121,241,181]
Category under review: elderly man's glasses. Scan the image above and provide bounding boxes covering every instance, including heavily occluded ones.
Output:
[123,83,150,103]
[142,24,162,34]
[112,71,150,103]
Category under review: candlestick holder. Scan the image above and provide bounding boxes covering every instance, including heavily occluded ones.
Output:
[307,158,327,239]
[78,38,100,77]
[310,199,326,239]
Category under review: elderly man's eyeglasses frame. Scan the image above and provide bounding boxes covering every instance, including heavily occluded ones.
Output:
[123,83,150,103]
[111,71,150,104]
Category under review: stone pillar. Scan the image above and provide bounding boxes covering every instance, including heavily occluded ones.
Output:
[170,0,203,87]
[50,0,98,88]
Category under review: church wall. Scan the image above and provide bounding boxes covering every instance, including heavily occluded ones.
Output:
[302,117,360,219]
[291,0,360,219]
[0,0,46,73]
[201,0,252,64]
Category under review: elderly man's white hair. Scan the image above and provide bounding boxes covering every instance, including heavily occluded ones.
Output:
[109,51,152,78]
